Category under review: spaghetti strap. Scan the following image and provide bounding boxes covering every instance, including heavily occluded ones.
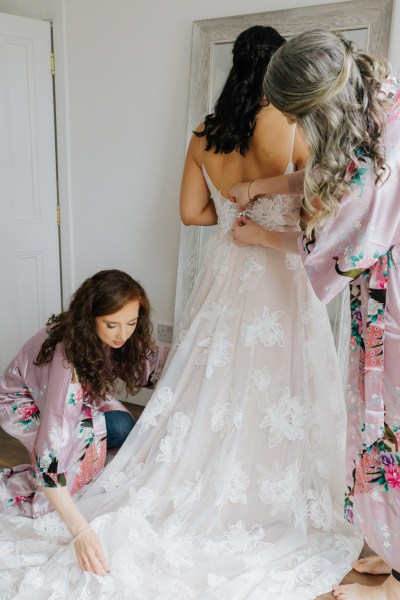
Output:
[289,124,296,164]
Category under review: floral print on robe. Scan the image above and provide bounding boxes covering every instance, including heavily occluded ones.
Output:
[0,329,167,518]
[298,72,400,570]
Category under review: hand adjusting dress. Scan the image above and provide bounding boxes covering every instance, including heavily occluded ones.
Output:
[1,162,362,599]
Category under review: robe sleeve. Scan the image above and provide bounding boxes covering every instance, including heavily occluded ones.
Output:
[299,151,400,303]
[139,345,169,388]
[33,346,73,488]
[0,353,35,441]
[0,356,26,407]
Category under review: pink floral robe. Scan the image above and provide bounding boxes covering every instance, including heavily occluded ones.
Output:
[298,73,400,570]
[0,329,167,518]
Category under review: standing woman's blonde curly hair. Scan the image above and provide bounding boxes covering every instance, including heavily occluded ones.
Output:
[263,29,391,236]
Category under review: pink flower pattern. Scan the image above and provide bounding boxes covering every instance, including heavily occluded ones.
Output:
[384,463,400,489]
[17,404,39,421]
[13,495,29,503]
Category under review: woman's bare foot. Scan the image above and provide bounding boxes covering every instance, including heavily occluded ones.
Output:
[352,557,391,576]
[332,575,400,600]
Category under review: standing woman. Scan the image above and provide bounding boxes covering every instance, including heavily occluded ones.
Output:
[0,269,167,575]
[178,23,362,596]
[232,29,400,600]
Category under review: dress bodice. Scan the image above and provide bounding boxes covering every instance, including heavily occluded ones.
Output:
[202,163,301,238]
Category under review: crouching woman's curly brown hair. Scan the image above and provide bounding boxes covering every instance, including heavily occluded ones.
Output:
[35,269,154,403]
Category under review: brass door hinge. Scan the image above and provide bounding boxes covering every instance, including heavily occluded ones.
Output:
[50,52,55,76]
[56,205,60,227]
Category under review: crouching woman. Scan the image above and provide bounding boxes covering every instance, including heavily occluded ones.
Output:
[0,269,168,575]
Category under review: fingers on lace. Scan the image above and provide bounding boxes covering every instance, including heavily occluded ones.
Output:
[96,548,110,572]
[90,554,107,576]
[79,550,107,576]
[97,552,110,572]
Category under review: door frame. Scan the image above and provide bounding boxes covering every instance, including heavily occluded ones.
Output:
[0,1,74,305]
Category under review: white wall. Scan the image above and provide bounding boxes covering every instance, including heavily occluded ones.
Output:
[1,0,399,333]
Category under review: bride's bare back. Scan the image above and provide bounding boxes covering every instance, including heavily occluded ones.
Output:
[180,104,307,226]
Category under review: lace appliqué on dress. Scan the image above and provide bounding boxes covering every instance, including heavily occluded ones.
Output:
[238,254,265,293]
[156,412,192,464]
[215,452,250,506]
[241,307,284,348]
[139,386,175,434]
[257,460,306,525]
[259,387,306,448]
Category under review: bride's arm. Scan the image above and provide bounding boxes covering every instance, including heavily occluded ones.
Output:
[180,131,218,226]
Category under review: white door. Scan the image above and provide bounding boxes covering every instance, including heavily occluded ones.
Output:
[0,12,61,372]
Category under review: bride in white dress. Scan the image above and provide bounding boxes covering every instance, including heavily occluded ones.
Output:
[0,25,362,600]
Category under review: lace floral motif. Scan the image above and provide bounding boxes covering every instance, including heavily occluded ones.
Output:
[156,412,191,464]
[126,486,158,517]
[306,485,335,532]
[201,521,266,556]
[259,387,306,448]
[198,296,238,337]
[245,195,300,231]
[238,254,265,293]
[257,461,305,524]
[109,547,146,591]
[251,367,272,392]
[32,511,70,539]
[152,515,196,577]
[215,452,249,506]
[284,253,302,271]
[196,297,238,378]
[168,471,203,509]
[196,327,234,379]
[173,328,188,351]
[241,307,284,348]
[139,386,174,434]
[214,195,241,237]
[101,471,128,492]
[210,392,243,432]
[313,456,329,479]
[125,458,145,481]
[210,403,231,432]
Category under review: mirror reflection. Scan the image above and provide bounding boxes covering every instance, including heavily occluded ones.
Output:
[210,28,369,110]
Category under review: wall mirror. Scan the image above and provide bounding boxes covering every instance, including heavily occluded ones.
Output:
[174,0,393,336]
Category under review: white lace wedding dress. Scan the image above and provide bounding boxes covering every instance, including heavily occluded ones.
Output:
[0,164,362,600]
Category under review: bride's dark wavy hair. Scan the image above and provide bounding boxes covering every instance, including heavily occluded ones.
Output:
[35,269,154,404]
[195,25,286,155]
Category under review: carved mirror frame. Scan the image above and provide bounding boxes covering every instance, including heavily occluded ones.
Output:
[174,0,393,326]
